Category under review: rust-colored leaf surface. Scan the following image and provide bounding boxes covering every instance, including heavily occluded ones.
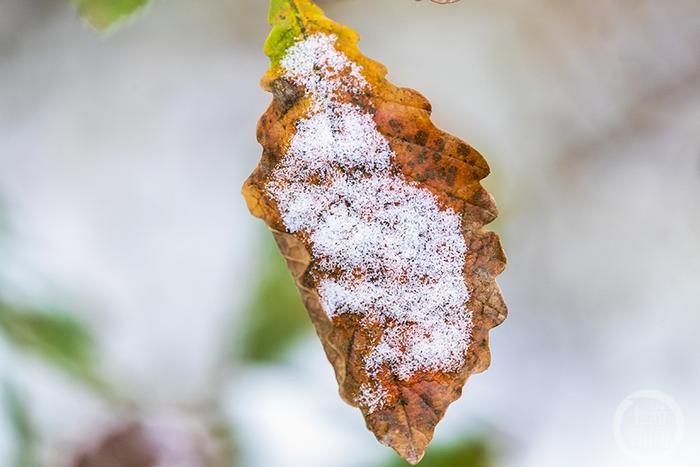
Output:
[243,1,507,463]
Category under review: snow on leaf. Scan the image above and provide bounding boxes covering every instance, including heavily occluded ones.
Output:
[242,0,507,464]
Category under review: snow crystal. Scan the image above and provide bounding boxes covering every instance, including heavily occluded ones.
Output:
[357,384,389,415]
[268,34,472,413]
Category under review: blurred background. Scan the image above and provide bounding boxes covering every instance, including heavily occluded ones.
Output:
[0,0,698,466]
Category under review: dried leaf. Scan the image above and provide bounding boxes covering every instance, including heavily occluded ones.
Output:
[243,1,507,463]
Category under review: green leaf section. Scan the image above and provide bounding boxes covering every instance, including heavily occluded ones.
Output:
[238,232,311,363]
[381,438,495,467]
[2,383,37,467]
[72,0,149,31]
[0,302,105,390]
[265,0,323,66]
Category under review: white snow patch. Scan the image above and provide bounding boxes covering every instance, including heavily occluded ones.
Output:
[269,33,472,413]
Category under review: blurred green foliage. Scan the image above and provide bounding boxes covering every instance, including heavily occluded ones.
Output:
[381,438,494,467]
[2,383,37,467]
[0,205,107,392]
[237,232,311,363]
[0,302,105,390]
[71,0,150,31]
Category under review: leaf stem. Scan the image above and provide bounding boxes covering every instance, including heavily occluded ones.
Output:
[288,0,308,37]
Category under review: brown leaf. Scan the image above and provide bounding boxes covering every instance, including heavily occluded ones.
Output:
[243,1,507,463]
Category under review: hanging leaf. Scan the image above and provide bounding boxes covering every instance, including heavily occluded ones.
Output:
[243,0,507,463]
[0,302,105,390]
[71,0,150,31]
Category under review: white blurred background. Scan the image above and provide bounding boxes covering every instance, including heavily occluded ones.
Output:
[0,0,698,466]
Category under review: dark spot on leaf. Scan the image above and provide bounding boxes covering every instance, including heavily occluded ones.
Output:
[415,130,429,146]
[389,119,403,133]
[457,143,470,157]
[271,78,303,113]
